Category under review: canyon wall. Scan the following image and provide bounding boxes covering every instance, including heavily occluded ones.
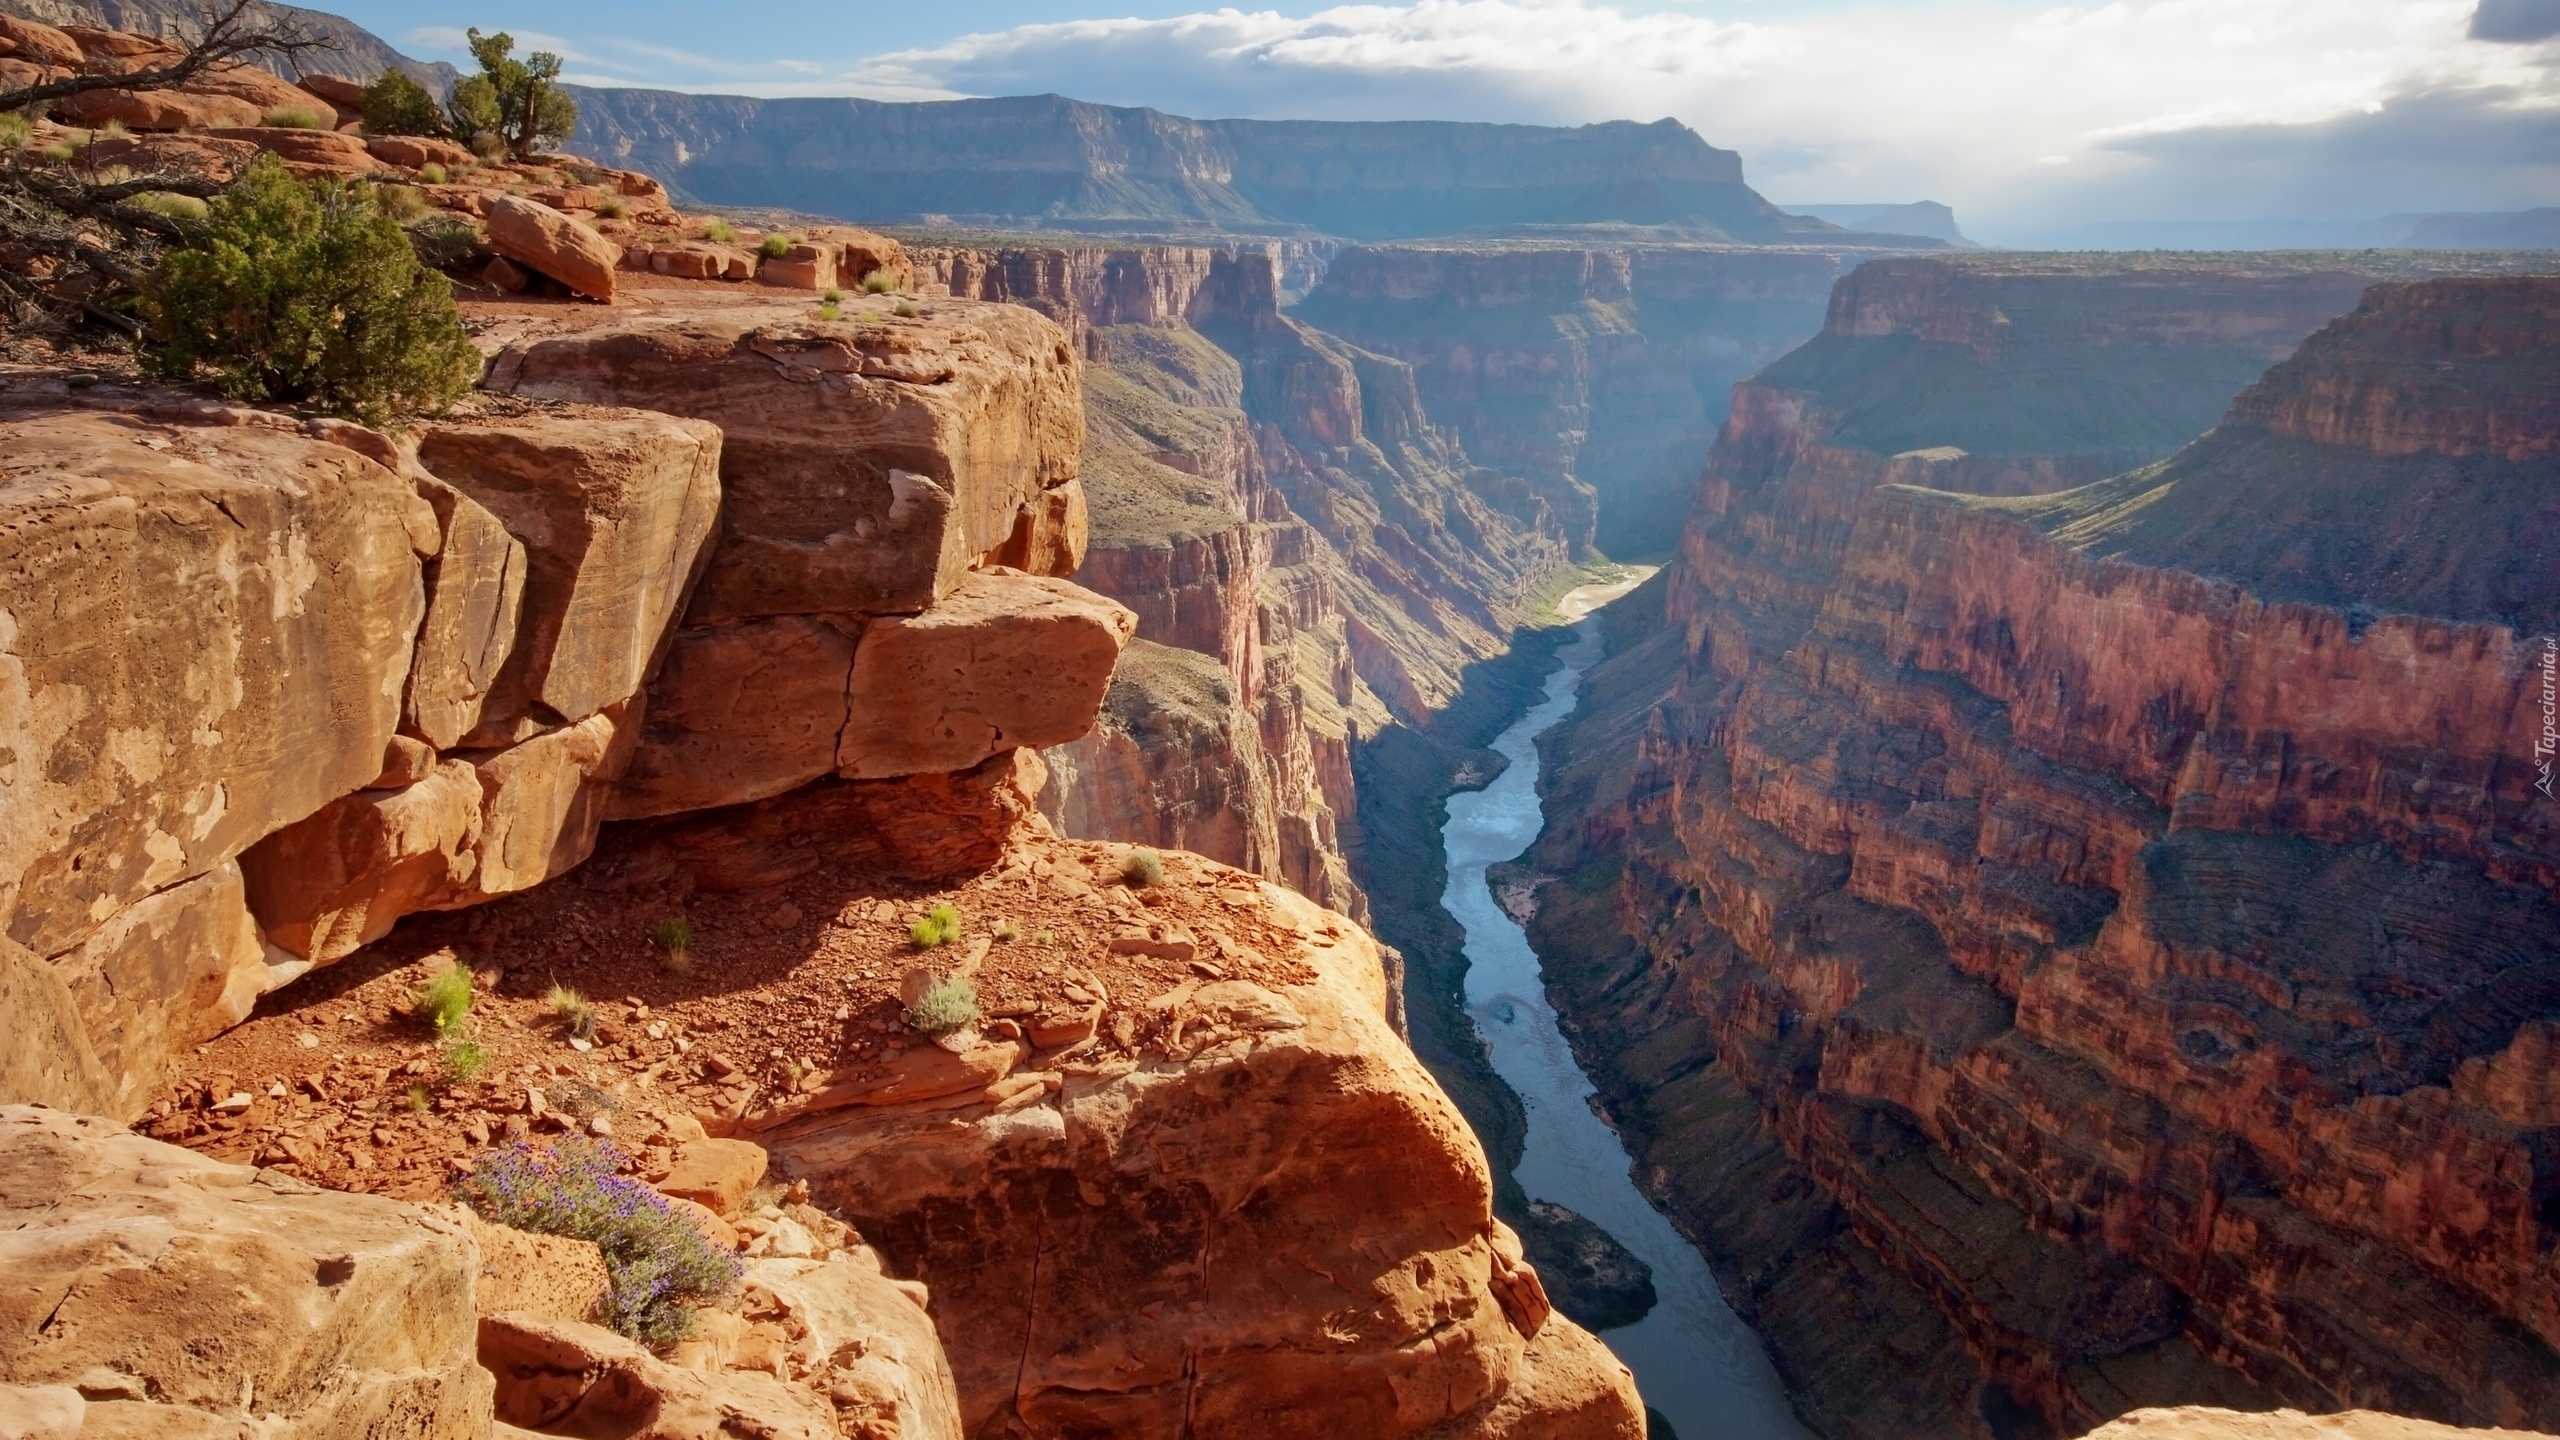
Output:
[1521,261,2560,1436]
[910,243,1578,923]
[1290,243,1850,557]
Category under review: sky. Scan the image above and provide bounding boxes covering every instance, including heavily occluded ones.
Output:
[327,0,2560,246]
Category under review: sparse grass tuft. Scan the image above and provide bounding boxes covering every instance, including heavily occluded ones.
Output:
[904,975,979,1037]
[817,301,841,321]
[128,191,208,222]
[547,983,596,1039]
[909,902,961,949]
[39,143,74,163]
[859,270,896,294]
[419,161,447,184]
[376,183,428,222]
[1120,848,1164,888]
[406,1084,432,1112]
[415,961,474,1035]
[459,1138,742,1345]
[594,196,624,219]
[758,233,791,259]
[702,218,735,243]
[0,114,31,148]
[994,917,1022,943]
[893,300,920,319]
[651,917,695,974]
[264,106,324,129]
[820,286,843,302]
[441,1035,489,1082]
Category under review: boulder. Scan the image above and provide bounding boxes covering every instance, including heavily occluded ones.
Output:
[0,1107,489,1440]
[2085,1411,2550,1440]
[206,126,379,172]
[53,860,287,1116]
[457,1211,610,1325]
[482,196,621,302]
[485,307,1085,623]
[739,1254,964,1440]
[654,1139,769,1218]
[404,477,528,751]
[367,135,476,172]
[0,408,427,965]
[837,568,1135,778]
[0,937,115,1115]
[643,244,753,282]
[478,1312,835,1440]
[56,88,260,131]
[414,409,721,743]
[296,73,369,111]
[243,701,642,963]
[607,616,859,820]
[0,16,82,67]
[757,243,834,292]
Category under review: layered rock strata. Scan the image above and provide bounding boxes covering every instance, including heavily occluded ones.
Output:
[1290,243,1850,556]
[1524,272,2560,1432]
[912,243,1577,921]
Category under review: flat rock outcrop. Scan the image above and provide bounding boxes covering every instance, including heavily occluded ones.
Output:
[0,1105,490,1440]
[1524,270,2560,1433]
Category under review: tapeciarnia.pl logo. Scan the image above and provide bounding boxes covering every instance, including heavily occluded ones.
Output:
[2537,637,2558,800]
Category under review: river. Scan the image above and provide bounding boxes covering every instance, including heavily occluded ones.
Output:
[1440,577,1813,1440]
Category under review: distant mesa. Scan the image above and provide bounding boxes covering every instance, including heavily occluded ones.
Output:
[1786,200,1978,247]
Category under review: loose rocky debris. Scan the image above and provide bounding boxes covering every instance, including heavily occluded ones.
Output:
[155,832,1319,1203]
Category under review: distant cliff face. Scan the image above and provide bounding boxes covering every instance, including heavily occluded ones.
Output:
[1522,262,2560,1435]
[1292,243,1849,557]
[563,90,1839,244]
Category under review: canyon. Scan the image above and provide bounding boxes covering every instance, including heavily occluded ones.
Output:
[1521,256,2560,1435]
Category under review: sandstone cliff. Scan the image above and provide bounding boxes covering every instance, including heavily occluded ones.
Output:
[1290,243,1848,557]
[909,243,1578,923]
[1521,266,2560,1434]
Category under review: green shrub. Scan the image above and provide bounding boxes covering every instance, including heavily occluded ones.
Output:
[141,156,478,425]
[547,983,596,1039]
[414,960,474,1035]
[263,106,323,129]
[702,218,735,243]
[407,214,482,269]
[441,1035,489,1082]
[127,191,208,222]
[446,29,574,161]
[859,270,896,294]
[904,975,979,1037]
[1120,848,1164,887]
[908,902,961,949]
[418,161,447,184]
[651,916,694,974]
[820,286,843,303]
[361,70,445,138]
[376,183,428,222]
[460,1138,742,1345]
[758,233,791,259]
[817,301,840,321]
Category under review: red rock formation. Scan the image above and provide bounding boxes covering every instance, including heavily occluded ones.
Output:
[1526,265,2560,1435]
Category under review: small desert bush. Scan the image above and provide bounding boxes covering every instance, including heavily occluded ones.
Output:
[702,218,735,242]
[468,131,508,163]
[1120,848,1164,887]
[441,1035,489,1082]
[994,917,1022,943]
[39,142,74,163]
[360,69,445,137]
[758,233,791,259]
[820,286,843,303]
[418,161,447,184]
[407,214,482,270]
[0,113,30,148]
[547,982,596,1039]
[651,916,695,974]
[594,196,624,219]
[905,975,979,1037]
[142,156,478,425]
[376,183,429,222]
[459,1138,743,1345]
[414,960,474,1035]
[893,300,920,318]
[817,301,840,321]
[264,105,324,129]
[909,903,961,949]
[406,1084,433,1112]
[859,270,896,294]
[128,191,208,222]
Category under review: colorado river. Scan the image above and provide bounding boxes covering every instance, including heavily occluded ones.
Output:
[1442,579,1812,1439]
